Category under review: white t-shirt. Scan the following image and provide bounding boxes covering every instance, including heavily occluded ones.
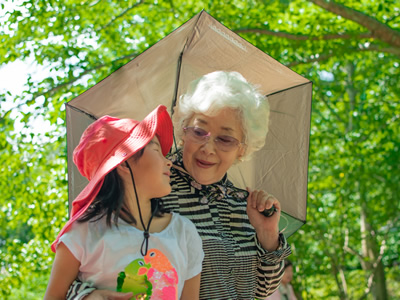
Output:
[58,212,204,299]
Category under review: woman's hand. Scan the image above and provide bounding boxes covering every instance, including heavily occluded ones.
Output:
[246,188,280,252]
[83,290,133,300]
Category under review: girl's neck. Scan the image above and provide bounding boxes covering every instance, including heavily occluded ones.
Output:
[122,183,172,233]
[124,190,153,228]
[132,208,153,231]
[121,199,172,233]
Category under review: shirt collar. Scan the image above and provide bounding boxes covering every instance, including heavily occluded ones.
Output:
[169,149,248,204]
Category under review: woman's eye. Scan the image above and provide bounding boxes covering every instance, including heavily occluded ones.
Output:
[218,136,235,144]
[194,128,207,137]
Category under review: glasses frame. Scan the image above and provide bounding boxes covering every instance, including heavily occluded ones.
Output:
[183,126,244,152]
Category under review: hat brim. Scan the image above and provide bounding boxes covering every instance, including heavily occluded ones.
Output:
[51,105,172,252]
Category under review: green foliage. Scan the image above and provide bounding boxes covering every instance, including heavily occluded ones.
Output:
[1,0,399,298]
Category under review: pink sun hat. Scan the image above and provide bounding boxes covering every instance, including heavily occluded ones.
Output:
[51,104,173,252]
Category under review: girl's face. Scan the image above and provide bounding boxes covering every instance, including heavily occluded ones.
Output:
[129,136,172,199]
[182,108,245,185]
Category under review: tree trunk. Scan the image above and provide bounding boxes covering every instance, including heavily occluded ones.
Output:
[372,260,388,300]
[330,255,348,299]
[360,189,388,300]
[345,63,388,300]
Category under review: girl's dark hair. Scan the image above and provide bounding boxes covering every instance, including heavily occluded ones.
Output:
[78,148,165,227]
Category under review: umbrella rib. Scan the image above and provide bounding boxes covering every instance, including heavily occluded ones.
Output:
[171,11,204,152]
[171,9,206,116]
[266,81,312,97]
[171,50,184,154]
[66,103,98,120]
[171,51,184,115]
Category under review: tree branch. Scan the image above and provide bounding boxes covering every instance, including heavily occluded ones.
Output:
[286,53,336,67]
[235,29,400,58]
[318,94,346,125]
[285,44,400,68]
[1,52,139,118]
[344,228,364,261]
[387,12,400,24]
[235,28,373,41]
[36,52,138,98]
[99,0,145,31]
[307,0,400,48]
[362,44,400,56]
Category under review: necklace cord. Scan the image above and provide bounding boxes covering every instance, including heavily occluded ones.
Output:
[126,162,157,256]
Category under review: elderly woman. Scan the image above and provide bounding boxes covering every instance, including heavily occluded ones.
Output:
[65,71,291,300]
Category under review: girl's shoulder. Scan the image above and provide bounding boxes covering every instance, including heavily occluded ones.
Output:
[151,213,198,238]
[169,212,198,232]
[65,215,111,238]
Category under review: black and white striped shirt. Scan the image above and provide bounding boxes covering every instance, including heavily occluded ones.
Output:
[161,151,291,299]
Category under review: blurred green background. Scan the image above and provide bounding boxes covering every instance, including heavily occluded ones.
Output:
[1,0,399,299]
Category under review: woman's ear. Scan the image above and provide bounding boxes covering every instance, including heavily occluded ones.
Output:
[237,145,246,161]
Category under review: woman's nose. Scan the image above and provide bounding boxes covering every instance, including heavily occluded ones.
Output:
[200,138,217,154]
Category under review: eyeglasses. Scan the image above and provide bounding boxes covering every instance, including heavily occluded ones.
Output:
[183,127,243,152]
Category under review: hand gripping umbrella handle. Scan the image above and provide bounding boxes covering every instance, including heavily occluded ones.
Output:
[261,206,277,217]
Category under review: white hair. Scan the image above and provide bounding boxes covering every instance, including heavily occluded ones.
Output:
[172,71,270,161]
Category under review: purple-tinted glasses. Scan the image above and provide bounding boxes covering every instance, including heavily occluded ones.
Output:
[183,127,243,152]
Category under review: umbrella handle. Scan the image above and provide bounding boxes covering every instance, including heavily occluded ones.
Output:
[261,206,277,217]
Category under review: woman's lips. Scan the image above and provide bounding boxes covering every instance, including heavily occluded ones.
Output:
[196,159,215,168]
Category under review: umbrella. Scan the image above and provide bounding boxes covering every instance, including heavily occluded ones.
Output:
[65,10,312,238]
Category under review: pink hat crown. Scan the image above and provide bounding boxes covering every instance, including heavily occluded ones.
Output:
[73,116,139,181]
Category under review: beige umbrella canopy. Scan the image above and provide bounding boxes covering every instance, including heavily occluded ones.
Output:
[66,10,312,237]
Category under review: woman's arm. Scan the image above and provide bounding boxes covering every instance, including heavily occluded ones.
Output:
[65,280,133,300]
[44,242,81,300]
[246,188,292,298]
[180,273,201,300]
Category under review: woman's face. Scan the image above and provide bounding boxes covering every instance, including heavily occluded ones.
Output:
[182,108,245,185]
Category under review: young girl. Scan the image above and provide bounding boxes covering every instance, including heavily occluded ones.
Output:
[44,105,204,300]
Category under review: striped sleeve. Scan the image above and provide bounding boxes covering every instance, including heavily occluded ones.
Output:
[255,233,292,298]
[66,279,95,300]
